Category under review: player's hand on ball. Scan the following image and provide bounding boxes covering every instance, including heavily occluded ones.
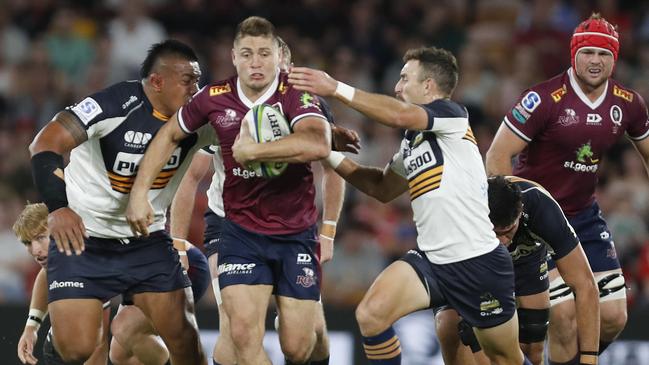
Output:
[233,120,256,167]
[125,196,154,237]
[288,67,337,97]
[48,207,87,256]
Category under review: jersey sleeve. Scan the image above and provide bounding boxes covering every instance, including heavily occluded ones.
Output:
[66,82,133,139]
[626,91,649,141]
[283,88,327,128]
[388,150,407,178]
[421,99,469,136]
[524,187,580,260]
[502,87,551,143]
[317,96,335,124]
[178,85,211,134]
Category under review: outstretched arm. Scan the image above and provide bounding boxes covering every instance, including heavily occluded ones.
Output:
[324,153,408,203]
[126,113,189,236]
[554,245,600,360]
[17,268,48,365]
[288,67,429,130]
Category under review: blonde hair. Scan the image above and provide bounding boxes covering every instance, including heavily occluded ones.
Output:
[13,203,48,244]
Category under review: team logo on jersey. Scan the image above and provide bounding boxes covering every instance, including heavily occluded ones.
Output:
[558,108,579,126]
[124,130,152,147]
[551,84,567,102]
[586,113,602,125]
[564,141,599,173]
[613,85,633,102]
[71,97,103,125]
[297,253,312,264]
[512,103,530,124]
[209,84,231,96]
[521,91,541,113]
[299,92,321,111]
[296,267,316,288]
[479,293,503,316]
[216,108,239,127]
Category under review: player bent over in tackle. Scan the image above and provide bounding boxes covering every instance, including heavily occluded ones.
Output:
[434,176,599,365]
[127,17,338,365]
[289,47,531,364]
[29,40,212,365]
[13,203,110,365]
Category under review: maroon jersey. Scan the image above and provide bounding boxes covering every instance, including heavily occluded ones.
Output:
[503,69,649,216]
[178,72,326,234]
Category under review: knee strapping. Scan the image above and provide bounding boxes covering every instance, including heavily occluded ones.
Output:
[597,273,626,302]
[457,319,482,353]
[518,308,550,344]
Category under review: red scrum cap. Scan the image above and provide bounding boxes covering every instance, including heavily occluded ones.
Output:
[570,14,619,69]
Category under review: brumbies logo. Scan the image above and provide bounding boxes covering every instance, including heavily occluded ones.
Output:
[296,267,316,288]
[479,293,503,316]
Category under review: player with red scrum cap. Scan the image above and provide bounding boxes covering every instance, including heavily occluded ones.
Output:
[487,13,649,365]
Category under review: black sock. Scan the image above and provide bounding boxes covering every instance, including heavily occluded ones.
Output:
[213,359,222,365]
[599,340,613,354]
[285,361,310,365]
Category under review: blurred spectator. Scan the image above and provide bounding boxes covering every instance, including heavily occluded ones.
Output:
[107,0,166,82]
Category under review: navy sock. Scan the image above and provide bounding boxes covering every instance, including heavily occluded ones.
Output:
[599,340,612,354]
[362,327,402,364]
[548,353,580,365]
[285,361,310,365]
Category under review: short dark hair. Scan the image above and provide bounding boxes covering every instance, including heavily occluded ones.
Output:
[234,16,278,46]
[403,47,459,97]
[140,39,198,79]
[487,176,523,228]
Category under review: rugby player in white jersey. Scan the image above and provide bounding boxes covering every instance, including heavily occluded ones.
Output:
[28,40,213,365]
[289,46,532,365]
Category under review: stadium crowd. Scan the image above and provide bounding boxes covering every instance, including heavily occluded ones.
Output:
[1,0,649,312]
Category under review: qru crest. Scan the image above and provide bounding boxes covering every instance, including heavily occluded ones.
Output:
[610,105,622,134]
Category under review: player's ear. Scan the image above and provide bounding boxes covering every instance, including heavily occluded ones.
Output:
[149,72,164,92]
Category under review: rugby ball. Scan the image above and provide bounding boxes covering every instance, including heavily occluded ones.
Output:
[244,104,291,178]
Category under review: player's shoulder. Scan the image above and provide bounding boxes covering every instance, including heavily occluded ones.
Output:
[608,78,646,108]
[507,176,554,208]
[422,98,468,118]
[67,80,144,124]
[203,75,237,99]
[522,71,568,104]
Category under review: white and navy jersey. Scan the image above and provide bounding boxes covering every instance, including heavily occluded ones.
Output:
[64,80,216,238]
[507,177,579,263]
[390,99,499,264]
[199,145,225,217]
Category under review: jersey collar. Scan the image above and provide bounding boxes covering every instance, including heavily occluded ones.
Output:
[567,67,609,110]
[236,70,280,109]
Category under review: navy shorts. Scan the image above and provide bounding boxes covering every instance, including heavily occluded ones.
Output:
[514,247,549,297]
[47,230,190,303]
[402,245,516,329]
[217,219,320,300]
[549,202,619,272]
[203,209,224,258]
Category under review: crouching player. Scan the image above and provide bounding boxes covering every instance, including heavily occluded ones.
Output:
[435,176,600,365]
[14,203,110,365]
